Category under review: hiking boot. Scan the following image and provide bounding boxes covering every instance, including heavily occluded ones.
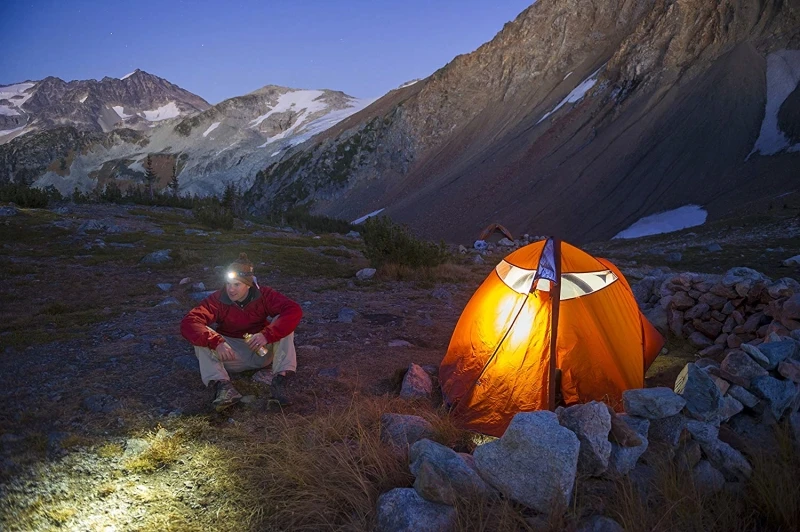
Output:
[269,373,293,406]
[211,380,242,412]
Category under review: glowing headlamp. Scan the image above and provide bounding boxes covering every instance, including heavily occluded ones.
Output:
[227,270,253,280]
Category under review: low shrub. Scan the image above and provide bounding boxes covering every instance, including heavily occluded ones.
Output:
[252,206,355,234]
[362,216,449,268]
[193,203,234,230]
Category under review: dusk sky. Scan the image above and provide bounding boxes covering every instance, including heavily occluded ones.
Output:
[0,0,534,104]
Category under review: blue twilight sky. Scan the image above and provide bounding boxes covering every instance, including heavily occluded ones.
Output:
[0,0,534,104]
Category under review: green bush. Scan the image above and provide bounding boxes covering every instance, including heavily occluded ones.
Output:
[361,216,449,268]
[0,182,60,208]
[250,206,354,234]
[193,203,234,230]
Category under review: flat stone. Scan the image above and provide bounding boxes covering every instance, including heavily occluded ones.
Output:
[719,396,744,422]
[740,344,772,369]
[727,385,759,409]
[474,411,579,515]
[647,414,686,450]
[674,363,723,422]
[749,376,798,420]
[778,359,800,383]
[606,415,649,477]
[409,439,494,504]
[375,488,456,532]
[557,401,612,476]
[685,421,752,481]
[622,388,686,419]
[758,340,796,369]
[720,351,768,385]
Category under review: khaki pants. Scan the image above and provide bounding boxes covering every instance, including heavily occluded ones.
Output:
[194,333,297,386]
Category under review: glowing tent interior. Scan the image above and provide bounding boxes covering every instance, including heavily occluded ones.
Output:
[439,239,664,437]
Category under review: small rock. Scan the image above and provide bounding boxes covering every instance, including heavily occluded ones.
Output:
[317,367,340,378]
[400,363,433,400]
[337,307,357,323]
[782,255,800,267]
[389,339,413,347]
[356,268,376,281]
[140,249,172,264]
[156,283,172,292]
[622,388,686,419]
[375,488,456,532]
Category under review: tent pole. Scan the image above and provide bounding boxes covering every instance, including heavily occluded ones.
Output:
[548,238,562,411]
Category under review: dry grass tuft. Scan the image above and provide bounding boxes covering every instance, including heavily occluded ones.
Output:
[96,442,125,458]
[124,427,186,472]
[452,494,536,531]
[610,451,757,532]
[214,396,414,530]
[746,423,800,530]
[44,506,77,526]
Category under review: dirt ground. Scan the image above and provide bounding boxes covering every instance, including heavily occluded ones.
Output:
[1,202,796,531]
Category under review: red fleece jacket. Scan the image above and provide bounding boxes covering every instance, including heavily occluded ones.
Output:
[180,286,302,350]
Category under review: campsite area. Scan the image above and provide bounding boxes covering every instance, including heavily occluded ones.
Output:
[1,202,799,531]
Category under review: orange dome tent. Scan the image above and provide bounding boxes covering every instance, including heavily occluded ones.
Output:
[439,238,664,437]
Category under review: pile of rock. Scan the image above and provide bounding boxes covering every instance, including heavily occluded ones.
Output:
[635,267,799,358]
[376,331,800,531]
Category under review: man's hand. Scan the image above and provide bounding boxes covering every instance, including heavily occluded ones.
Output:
[246,332,268,351]
[214,342,236,361]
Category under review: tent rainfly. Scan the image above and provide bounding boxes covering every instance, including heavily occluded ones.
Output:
[439,238,664,437]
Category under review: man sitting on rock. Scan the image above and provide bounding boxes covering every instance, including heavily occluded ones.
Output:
[180,253,302,411]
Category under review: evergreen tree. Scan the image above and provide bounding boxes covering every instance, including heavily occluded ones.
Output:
[144,154,157,199]
[168,161,179,195]
[222,182,237,211]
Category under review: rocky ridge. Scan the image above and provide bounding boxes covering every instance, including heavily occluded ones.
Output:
[0,70,210,138]
[0,80,370,197]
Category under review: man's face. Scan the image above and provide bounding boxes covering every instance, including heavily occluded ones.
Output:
[226,279,249,302]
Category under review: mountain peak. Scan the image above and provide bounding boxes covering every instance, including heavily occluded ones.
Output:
[120,69,142,80]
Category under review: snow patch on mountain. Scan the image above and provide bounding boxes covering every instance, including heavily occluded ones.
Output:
[284,97,375,147]
[0,105,19,116]
[112,106,131,119]
[250,90,326,128]
[79,94,88,103]
[0,82,36,111]
[748,50,800,157]
[0,125,26,137]
[352,208,385,224]
[202,122,221,137]
[120,71,137,80]
[256,94,374,148]
[613,205,707,239]
[141,102,180,121]
[537,66,603,124]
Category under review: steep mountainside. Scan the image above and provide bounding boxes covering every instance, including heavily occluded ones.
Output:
[249,0,800,244]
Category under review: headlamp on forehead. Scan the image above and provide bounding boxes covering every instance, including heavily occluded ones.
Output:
[227,270,251,280]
